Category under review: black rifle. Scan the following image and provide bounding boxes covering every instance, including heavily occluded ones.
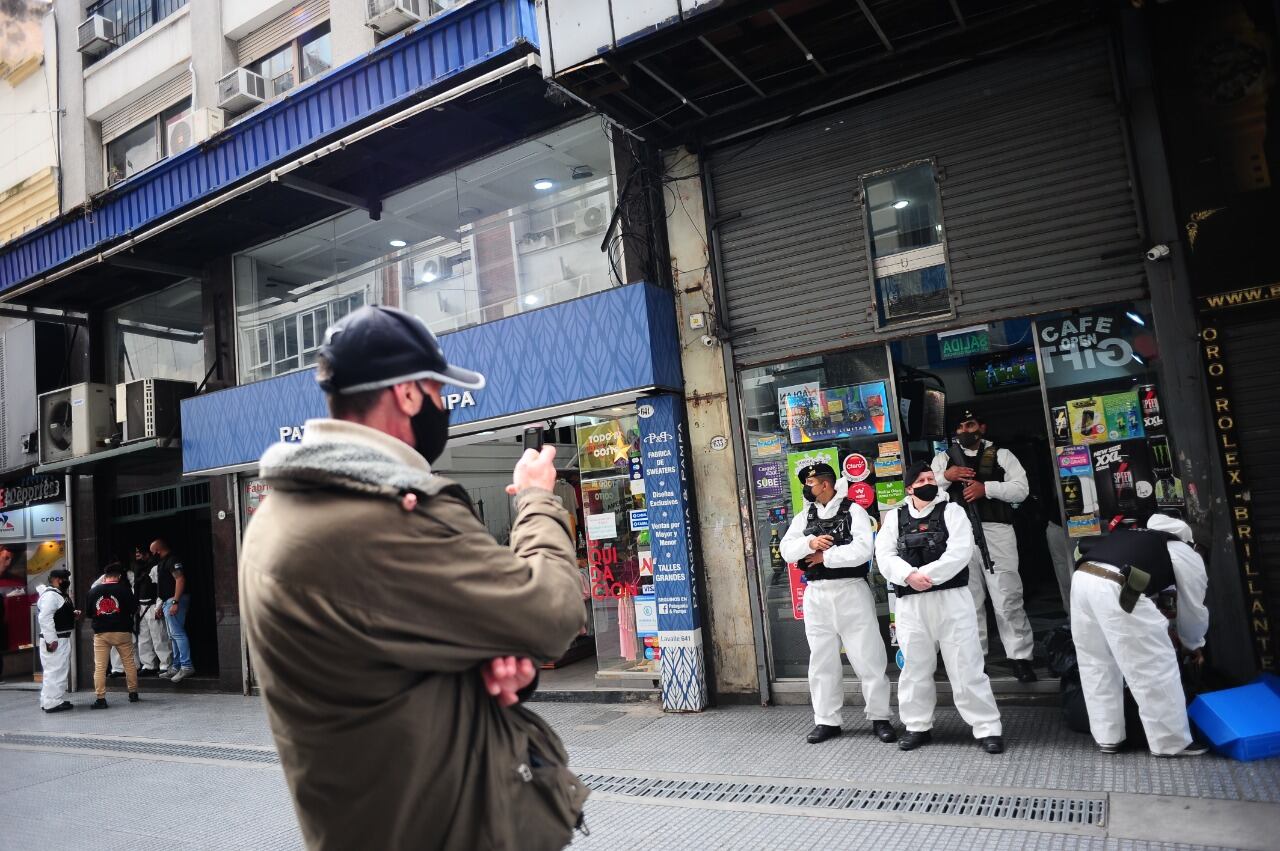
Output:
[946,445,995,573]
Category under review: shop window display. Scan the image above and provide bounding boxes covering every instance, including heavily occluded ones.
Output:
[742,348,898,678]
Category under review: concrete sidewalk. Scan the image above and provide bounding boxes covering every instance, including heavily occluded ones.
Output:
[1,690,1278,850]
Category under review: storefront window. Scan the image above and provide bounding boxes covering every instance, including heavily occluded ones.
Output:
[106,278,206,387]
[0,485,68,655]
[742,347,899,678]
[862,161,952,326]
[234,119,619,384]
[1036,302,1180,537]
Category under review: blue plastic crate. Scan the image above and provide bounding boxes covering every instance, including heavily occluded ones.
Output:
[1188,673,1280,761]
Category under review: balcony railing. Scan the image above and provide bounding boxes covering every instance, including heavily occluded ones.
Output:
[84,0,188,62]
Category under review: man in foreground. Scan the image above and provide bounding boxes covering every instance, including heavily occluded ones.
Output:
[876,462,1004,753]
[240,305,588,850]
[1072,513,1210,757]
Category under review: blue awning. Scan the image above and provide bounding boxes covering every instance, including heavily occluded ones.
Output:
[0,0,540,301]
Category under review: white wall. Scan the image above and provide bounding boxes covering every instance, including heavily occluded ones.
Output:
[221,0,299,40]
[82,5,191,120]
[0,10,57,195]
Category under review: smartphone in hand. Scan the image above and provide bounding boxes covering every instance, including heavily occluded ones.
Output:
[523,425,545,452]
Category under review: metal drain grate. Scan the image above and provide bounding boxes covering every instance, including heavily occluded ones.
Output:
[0,732,280,764]
[578,773,1107,827]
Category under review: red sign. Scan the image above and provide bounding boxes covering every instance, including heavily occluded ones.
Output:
[842,453,870,482]
[849,481,876,508]
[787,562,807,620]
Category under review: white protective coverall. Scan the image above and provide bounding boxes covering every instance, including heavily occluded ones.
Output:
[1070,514,1209,754]
[35,584,73,710]
[780,478,892,727]
[932,441,1034,660]
[876,494,1002,738]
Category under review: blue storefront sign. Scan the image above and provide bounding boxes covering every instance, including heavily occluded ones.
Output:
[637,394,707,712]
[181,283,681,474]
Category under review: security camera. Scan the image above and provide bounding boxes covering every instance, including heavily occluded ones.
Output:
[700,334,716,348]
[1146,244,1171,262]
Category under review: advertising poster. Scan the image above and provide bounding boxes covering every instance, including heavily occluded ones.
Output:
[778,381,892,444]
[0,510,23,540]
[28,502,65,538]
[787,562,807,620]
[1101,391,1145,441]
[877,440,901,458]
[786,447,840,515]
[849,481,876,509]
[1139,384,1165,434]
[875,480,906,509]
[1090,440,1158,531]
[1056,446,1100,538]
[1147,435,1185,508]
[576,420,638,474]
[754,434,784,458]
[874,456,903,478]
[752,462,787,501]
[1068,397,1107,444]
[1050,406,1071,447]
[842,453,870,482]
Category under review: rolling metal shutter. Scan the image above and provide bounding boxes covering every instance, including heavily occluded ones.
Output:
[101,72,192,143]
[709,34,1146,366]
[237,0,331,66]
[1219,315,1280,655]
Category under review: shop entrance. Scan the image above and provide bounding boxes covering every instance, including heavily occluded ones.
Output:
[890,319,1067,671]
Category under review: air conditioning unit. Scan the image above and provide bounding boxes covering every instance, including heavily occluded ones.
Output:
[217,68,267,113]
[419,255,455,283]
[77,15,117,57]
[166,108,224,155]
[38,383,114,466]
[574,204,609,236]
[117,379,196,444]
[367,0,423,35]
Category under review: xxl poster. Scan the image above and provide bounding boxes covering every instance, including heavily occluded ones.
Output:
[1090,440,1158,531]
[777,381,892,444]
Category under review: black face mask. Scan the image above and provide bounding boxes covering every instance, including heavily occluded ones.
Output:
[801,485,815,503]
[956,431,981,449]
[911,484,939,503]
[411,394,451,464]
[58,582,71,595]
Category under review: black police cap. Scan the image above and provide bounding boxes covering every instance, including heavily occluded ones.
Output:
[316,305,485,395]
[955,408,983,427]
[797,462,836,484]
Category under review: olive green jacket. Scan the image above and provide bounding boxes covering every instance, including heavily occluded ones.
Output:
[241,419,588,851]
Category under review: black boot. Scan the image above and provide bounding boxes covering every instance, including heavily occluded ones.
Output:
[872,720,898,743]
[980,736,1006,754]
[90,698,109,710]
[898,730,932,751]
[128,692,140,703]
[806,724,842,744]
[1011,660,1038,683]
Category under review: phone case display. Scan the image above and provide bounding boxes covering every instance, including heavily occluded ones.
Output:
[777,381,892,444]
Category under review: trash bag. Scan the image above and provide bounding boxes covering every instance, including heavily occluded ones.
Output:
[1041,624,1148,746]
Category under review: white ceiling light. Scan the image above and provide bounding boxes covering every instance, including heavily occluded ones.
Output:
[389,238,408,248]
[533,178,555,191]
[893,200,910,210]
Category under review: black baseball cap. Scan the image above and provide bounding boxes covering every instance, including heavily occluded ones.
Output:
[797,462,837,484]
[954,408,983,427]
[316,305,485,395]
[49,569,71,581]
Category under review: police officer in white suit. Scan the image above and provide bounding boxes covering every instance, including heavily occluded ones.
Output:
[931,409,1037,682]
[877,461,1005,753]
[36,569,77,713]
[1071,513,1210,756]
[780,462,897,745]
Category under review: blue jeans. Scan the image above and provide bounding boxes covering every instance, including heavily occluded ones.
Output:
[164,595,192,670]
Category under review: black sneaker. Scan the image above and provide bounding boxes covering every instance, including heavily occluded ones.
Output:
[90,698,109,710]
[44,701,73,713]
[1156,741,1210,757]
[128,692,140,703]
[980,735,1006,754]
[898,730,932,751]
[806,724,842,744]
[872,720,898,743]
[138,668,159,677]
[107,671,124,679]
[1010,660,1038,683]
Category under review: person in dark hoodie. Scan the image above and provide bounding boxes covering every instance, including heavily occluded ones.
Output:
[85,561,139,709]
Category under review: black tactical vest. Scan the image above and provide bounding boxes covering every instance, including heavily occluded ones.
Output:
[43,587,75,634]
[891,503,970,597]
[1077,528,1179,596]
[804,497,858,545]
[946,443,1015,524]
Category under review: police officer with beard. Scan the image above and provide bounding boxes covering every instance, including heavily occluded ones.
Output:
[931,410,1037,682]
[780,462,897,745]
